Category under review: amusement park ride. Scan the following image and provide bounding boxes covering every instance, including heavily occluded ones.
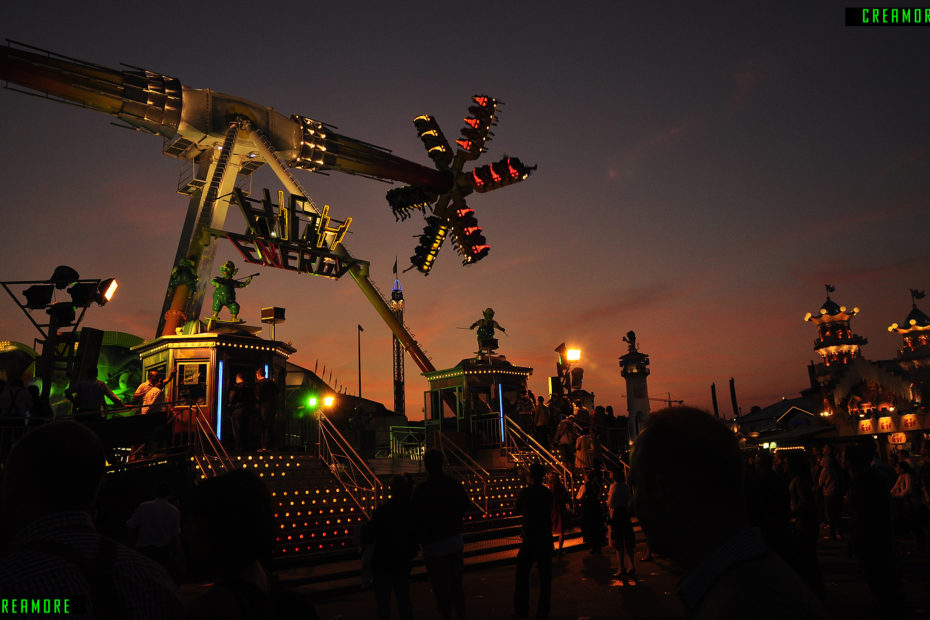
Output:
[0,40,536,379]
[0,43,639,568]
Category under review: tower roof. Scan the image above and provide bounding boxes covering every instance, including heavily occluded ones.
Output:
[804,295,859,325]
[889,304,930,334]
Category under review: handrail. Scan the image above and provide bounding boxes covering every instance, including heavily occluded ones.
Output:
[190,403,235,477]
[503,416,574,490]
[432,431,489,478]
[318,412,381,518]
[390,425,427,465]
[561,417,629,476]
[431,430,489,515]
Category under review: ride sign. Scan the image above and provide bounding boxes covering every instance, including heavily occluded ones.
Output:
[220,188,361,279]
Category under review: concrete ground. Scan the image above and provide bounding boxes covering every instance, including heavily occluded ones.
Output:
[307,537,930,620]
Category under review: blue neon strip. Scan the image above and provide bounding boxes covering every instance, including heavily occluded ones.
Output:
[264,363,269,379]
[216,360,224,441]
[498,383,505,444]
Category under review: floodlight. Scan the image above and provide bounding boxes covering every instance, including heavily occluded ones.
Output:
[46,301,76,326]
[566,349,581,362]
[22,284,54,309]
[49,265,80,290]
[67,282,98,308]
[98,278,118,304]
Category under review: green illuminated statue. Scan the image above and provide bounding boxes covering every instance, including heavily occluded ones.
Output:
[211,260,253,322]
[469,307,505,352]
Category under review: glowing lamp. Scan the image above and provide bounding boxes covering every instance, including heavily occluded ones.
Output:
[307,396,318,408]
[566,349,581,362]
[99,278,118,304]
[323,396,335,407]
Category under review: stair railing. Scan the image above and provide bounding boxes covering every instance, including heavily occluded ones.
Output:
[564,417,631,478]
[503,417,574,491]
[189,403,236,478]
[389,425,427,461]
[318,412,381,518]
[430,430,490,515]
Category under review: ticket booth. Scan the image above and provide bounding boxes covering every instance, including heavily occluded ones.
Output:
[132,327,294,447]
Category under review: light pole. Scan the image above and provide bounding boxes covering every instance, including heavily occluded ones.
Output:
[357,324,364,399]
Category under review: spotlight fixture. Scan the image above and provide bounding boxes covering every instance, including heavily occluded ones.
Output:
[22,284,54,309]
[98,278,118,305]
[49,265,80,290]
[67,282,98,308]
[46,301,76,326]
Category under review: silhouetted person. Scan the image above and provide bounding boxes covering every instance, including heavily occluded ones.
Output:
[845,442,903,608]
[126,481,181,581]
[185,469,317,619]
[554,417,576,470]
[363,475,417,620]
[546,472,570,556]
[26,384,53,424]
[784,451,823,599]
[608,466,636,577]
[254,368,278,451]
[0,421,182,618]
[532,396,550,447]
[513,463,553,619]
[745,450,792,563]
[631,408,828,619]
[228,372,256,452]
[578,468,605,554]
[0,377,32,419]
[412,449,470,620]
[818,447,842,540]
[67,367,122,424]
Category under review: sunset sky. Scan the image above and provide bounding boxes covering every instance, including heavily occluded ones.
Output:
[2,2,929,420]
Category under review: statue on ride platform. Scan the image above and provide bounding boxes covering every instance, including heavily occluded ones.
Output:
[470,307,506,352]
[211,260,253,322]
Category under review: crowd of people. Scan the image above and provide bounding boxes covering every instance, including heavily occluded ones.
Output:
[5,384,930,618]
[744,437,930,608]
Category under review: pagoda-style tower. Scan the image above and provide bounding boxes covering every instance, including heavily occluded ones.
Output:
[888,289,930,370]
[804,285,868,368]
[619,330,650,439]
[390,269,405,417]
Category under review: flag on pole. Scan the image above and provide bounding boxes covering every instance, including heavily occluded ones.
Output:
[358,324,364,332]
